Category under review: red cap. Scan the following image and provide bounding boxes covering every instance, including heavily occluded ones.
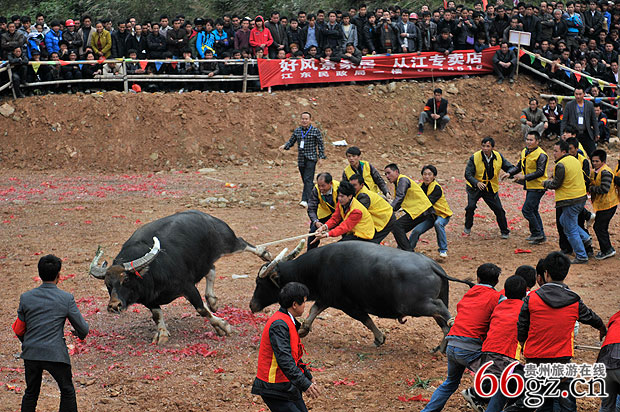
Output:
[65,19,75,27]
[409,13,419,19]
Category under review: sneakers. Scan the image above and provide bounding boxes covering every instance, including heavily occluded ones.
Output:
[570,257,588,264]
[463,227,471,235]
[418,124,424,135]
[595,249,616,260]
[299,201,308,208]
[583,237,593,249]
[497,78,504,84]
[462,388,485,412]
[439,251,448,258]
[509,77,515,84]
[501,232,510,239]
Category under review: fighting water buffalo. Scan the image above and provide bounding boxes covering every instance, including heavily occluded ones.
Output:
[250,240,473,348]
[89,210,271,343]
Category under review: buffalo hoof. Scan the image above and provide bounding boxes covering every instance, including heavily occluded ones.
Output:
[206,296,219,312]
[152,328,170,344]
[298,327,310,338]
[373,334,386,347]
[256,246,272,262]
[211,318,232,336]
[397,317,407,324]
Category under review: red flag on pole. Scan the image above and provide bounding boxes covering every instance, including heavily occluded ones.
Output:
[139,61,148,70]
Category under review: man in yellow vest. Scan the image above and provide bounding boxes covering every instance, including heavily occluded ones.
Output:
[589,149,618,260]
[307,173,339,250]
[543,140,592,264]
[348,174,396,244]
[408,165,453,257]
[464,137,513,239]
[341,147,391,199]
[314,181,375,243]
[383,163,435,251]
[505,131,549,245]
[251,282,320,411]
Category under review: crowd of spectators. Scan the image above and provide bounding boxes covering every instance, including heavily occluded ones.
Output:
[2,1,620,97]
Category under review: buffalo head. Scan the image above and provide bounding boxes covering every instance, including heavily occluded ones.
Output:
[249,240,305,313]
[89,237,160,313]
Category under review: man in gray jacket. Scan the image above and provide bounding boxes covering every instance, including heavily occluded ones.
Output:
[13,254,89,412]
[397,11,422,53]
[520,98,548,139]
[561,87,599,157]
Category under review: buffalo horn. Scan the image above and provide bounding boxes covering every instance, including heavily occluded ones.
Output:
[122,236,161,272]
[258,247,288,278]
[282,239,305,261]
[88,245,108,279]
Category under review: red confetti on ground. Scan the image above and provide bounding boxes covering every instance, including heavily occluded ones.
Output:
[308,367,325,372]
[213,368,225,373]
[398,394,430,402]
[333,378,356,386]
[514,249,532,254]
[460,255,474,260]
[473,213,486,218]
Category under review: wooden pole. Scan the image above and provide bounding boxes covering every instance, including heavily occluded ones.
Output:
[122,60,128,93]
[617,54,620,136]
[516,41,521,78]
[7,65,17,99]
[242,58,248,93]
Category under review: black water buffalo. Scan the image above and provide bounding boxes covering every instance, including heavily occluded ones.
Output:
[89,210,271,343]
[250,240,473,347]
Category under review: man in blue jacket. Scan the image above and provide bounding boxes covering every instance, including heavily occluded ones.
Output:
[13,254,89,412]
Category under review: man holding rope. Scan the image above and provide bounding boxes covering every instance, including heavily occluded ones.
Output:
[307,173,339,250]
[418,88,450,135]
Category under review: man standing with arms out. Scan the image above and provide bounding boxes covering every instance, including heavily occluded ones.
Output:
[511,251,606,412]
[13,255,89,412]
[520,98,548,140]
[544,140,592,264]
[561,86,599,157]
[306,173,338,250]
[419,88,450,135]
[506,131,549,245]
[464,137,513,239]
[314,181,375,243]
[409,165,453,257]
[252,282,320,412]
[348,174,396,244]
[384,163,435,251]
[341,146,390,198]
[589,149,618,259]
[280,112,326,208]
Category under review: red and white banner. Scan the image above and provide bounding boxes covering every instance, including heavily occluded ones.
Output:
[258,46,498,88]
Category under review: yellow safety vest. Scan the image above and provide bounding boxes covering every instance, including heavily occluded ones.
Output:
[467,150,502,193]
[315,181,340,219]
[356,186,393,231]
[520,146,549,190]
[338,197,375,239]
[395,175,433,220]
[344,160,381,194]
[590,164,619,212]
[425,180,453,218]
[555,155,587,202]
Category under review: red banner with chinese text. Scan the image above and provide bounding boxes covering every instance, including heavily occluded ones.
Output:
[258,46,499,88]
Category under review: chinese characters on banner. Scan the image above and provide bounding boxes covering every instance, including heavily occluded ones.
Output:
[258,46,499,88]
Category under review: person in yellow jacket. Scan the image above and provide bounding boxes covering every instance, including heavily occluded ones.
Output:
[505,131,549,245]
[90,22,112,58]
[589,149,618,260]
[383,163,435,251]
[348,174,396,244]
[543,140,592,264]
[464,137,514,238]
[408,165,453,258]
[314,181,375,243]
[306,173,338,250]
[341,147,391,199]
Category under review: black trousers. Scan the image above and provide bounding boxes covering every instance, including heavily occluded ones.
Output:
[593,205,617,253]
[464,186,509,234]
[576,131,596,158]
[556,207,593,255]
[298,157,317,202]
[262,395,308,412]
[22,359,77,412]
[393,210,434,251]
[308,216,330,250]
[371,214,396,244]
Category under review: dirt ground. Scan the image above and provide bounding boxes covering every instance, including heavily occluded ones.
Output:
[1,76,619,412]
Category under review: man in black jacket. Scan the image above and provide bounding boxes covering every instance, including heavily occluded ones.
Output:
[266,12,287,59]
[125,24,148,58]
[252,282,320,412]
[166,18,188,58]
[8,46,28,97]
[419,88,450,134]
[493,41,517,84]
[111,21,129,58]
[321,11,344,53]
[584,0,604,39]
[147,23,167,58]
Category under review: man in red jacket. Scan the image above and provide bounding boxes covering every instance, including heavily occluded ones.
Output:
[252,282,320,412]
[597,308,620,412]
[511,251,607,412]
[421,263,502,412]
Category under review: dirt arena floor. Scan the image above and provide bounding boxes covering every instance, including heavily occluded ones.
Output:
[1,78,619,411]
